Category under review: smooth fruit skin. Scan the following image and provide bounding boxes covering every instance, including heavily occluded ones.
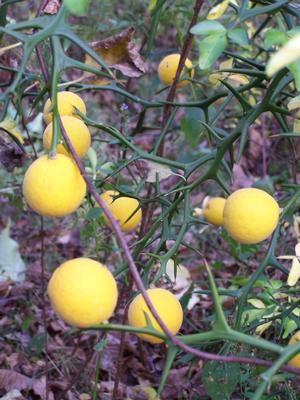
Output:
[22,154,86,217]
[288,331,300,368]
[158,54,194,88]
[127,288,183,344]
[43,91,86,125]
[223,188,279,244]
[100,190,142,232]
[43,116,91,159]
[47,258,118,328]
[203,197,226,226]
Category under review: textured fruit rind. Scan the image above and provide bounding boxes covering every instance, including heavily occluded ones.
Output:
[288,331,300,368]
[48,258,118,328]
[203,197,226,226]
[22,154,86,217]
[100,190,142,232]
[43,91,86,125]
[223,188,279,244]
[43,115,91,159]
[127,288,183,344]
[158,54,194,88]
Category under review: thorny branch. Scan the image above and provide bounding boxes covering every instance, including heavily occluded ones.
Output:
[57,117,300,377]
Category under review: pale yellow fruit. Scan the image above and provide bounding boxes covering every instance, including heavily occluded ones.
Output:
[43,116,91,159]
[158,54,194,88]
[203,197,226,226]
[128,288,183,344]
[47,258,118,328]
[43,91,86,125]
[100,190,142,232]
[223,188,279,244]
[288,331,300,368]
[22,154,86,217]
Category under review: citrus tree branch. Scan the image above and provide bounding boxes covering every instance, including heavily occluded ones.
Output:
[57,117,300,377]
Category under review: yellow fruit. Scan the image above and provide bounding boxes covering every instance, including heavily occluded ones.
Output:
[158,54,194,88]
[223,188,279,244]
[43,116,91,159]
[127,288,183,344]
[288,331,300,368]
[43,91,86,125]
[100,190,142,232]
[47,258,118,328]
[22,154,86,217]
[203,197,226,226]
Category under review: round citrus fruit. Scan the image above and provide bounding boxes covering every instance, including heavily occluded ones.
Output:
[22,154,86,217]
[223,188,279,244]
[43,116,91,159]
[128,288,183,344]
[203,197,226,226]
[158,54,194,88]
[288,331,300,368]
[48,258,118,328]
[100,190,142,232]
[43,91,86,125]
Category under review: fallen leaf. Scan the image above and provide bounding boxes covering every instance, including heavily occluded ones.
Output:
[0,390,24,400]
[41,0,60,14]
[165,259,200,310]
[0,369,32,392]
[33,376,55,400]
[85,27,147,83]
[0,221,26,283]
[145,161,175,183]
[0,136,25,172]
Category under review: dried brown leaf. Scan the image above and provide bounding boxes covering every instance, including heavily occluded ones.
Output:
[0,369,32,392]
[32,376,54,400]
[41,0,60,14]
[85,27,147,83]
[0,136,26,172]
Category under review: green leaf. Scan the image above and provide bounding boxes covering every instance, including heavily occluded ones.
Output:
[190,20,226,36]
[86,207,103,221]
[64,0,89,16]
[0,221,25,283]
[264,29,287,50]
[27,333,45,356]
[180,107,206,147]
[202,361,240,400]
[228,28,249,46]
[252,176,275,195]
[147,0,157,12]
[199,33,227,69]
[282,318,297,339]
